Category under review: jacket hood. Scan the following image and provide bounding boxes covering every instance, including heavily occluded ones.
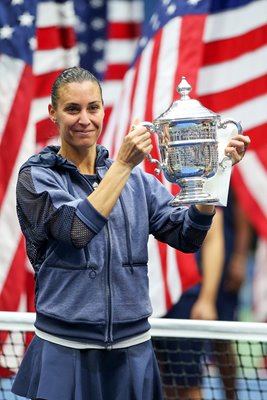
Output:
[19,144,110,172]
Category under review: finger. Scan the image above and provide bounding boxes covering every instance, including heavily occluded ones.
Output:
[225,135,251,164]
[227,139,245,150]
[145,144,153,155]
[233,134,251,145]
[130,118,141,131]
[225,147,241,163]
[131,124,148,136]
[228,135,251,152]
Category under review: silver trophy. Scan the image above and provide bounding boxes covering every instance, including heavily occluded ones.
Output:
[142,77,242,206]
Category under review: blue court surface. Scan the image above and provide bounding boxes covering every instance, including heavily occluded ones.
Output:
[202,376,267,400]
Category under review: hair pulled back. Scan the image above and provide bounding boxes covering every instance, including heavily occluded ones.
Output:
[51,66,104,109]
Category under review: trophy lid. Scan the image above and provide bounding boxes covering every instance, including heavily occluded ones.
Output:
[154,77,219,123]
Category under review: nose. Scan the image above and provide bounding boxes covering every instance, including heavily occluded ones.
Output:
[78,110,91,125]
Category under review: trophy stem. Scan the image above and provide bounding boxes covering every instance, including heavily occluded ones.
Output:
[170,178,219,206]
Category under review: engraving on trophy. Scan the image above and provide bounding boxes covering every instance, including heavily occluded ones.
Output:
[142,77,242,205]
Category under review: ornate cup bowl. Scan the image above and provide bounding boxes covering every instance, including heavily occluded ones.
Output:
[142,77,242,206]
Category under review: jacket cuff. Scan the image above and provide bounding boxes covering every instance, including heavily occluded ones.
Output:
[188,205,215,228]
[76,198,108,233]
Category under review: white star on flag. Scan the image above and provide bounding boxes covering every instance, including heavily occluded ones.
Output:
[18,12,35,27]
[0,25,14,39]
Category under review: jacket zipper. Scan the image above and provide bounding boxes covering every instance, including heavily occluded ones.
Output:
[75,168,114,348]
[104,222,113,349]
[77,170,114,346]
[119,196,134,273]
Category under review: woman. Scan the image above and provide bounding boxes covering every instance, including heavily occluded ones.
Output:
[12,66,250,400]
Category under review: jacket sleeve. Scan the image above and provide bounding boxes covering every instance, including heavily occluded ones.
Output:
[16,167,107,252]
[144,173,215,253]
[153,205,215,253]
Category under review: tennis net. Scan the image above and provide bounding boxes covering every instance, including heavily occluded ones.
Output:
[0,312,267,399]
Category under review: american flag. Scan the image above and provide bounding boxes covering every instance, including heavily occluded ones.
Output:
[102,0,144,125]
[198,0,267,241]
[0,0,79,320]
[101,0,267,315]
[0,0,37,315]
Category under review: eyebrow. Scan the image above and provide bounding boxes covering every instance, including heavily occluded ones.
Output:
[64,101,102,106]
[64,102,78,107]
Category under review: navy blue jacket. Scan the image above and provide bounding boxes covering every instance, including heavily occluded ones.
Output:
[16,145,214,346]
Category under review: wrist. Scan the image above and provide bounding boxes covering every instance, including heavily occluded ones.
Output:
[115,159,135,172]
[198,293,217,304]
[113,159,133,174]
[195,204,215,215]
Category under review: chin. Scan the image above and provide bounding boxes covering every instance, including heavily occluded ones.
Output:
[77,141,96,149]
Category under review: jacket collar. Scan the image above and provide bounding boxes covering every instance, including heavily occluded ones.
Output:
[20,144,110,172]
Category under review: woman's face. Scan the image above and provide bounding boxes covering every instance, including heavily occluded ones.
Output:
[49,80,104,152]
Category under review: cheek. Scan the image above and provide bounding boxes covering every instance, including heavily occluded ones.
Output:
[58,120,74,138]
[92,115,104,131]
[98,111,105,127]
[59,116,75,129]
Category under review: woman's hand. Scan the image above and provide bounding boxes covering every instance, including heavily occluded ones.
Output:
[116,119,153,169]
[224,134,251,165]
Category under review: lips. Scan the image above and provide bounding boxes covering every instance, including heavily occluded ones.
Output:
[75,130,94,136]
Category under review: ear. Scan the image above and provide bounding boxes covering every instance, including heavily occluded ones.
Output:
[48,104,57,123]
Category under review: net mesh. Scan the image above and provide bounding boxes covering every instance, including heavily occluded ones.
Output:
[153,338,267,400]
[0,313,266,400]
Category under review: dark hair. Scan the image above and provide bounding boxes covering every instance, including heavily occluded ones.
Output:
[51,66,104,109]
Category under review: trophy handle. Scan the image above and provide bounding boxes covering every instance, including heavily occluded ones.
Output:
[140,121,163,175]
[217,119,243,169]
[217,118,243,135]
[140,121,159,133]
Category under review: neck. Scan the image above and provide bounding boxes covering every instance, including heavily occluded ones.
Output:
[59,145,97,175]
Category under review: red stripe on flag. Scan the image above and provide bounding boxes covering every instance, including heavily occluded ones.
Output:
[255,143,267,166]
[171,13,208,292]
[143,30,164,180]
[34,70,65,98]
[176,252,201,292]
[26,270,35,313]
[105,64,130,80]
[0,236,27,311]
[173,14,207,99]
[145,31,162,121]
[238,123,267,152]
[231,166,267,239]
[0,65,33,207]
[157,241,172,310]
[108,22,141,39]
[37,26,77,50]
[36,118,58,144]
[199,74,267,113]
[203,24,267,66]
[103,107,112,128]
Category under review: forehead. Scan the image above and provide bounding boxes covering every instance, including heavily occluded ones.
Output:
[58,81,102,104]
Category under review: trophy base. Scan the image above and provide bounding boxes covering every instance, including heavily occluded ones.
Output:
[169,179,219,206]
[170,193,219,206]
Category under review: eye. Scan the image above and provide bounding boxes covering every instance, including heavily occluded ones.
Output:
[88,104,100,112]
[64,104,80,113]
[68,107,78,113]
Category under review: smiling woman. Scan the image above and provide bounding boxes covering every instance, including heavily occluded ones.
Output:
[12,66,249,400]
[48,70,105,173]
